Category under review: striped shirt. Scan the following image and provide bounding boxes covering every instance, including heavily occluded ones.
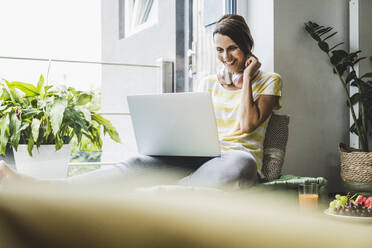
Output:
[195,71,282,176]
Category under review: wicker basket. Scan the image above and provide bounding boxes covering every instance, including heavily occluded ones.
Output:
[339,143,372,183]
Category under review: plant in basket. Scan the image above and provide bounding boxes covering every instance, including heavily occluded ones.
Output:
[0,75,121,178]
[304,21,372,186]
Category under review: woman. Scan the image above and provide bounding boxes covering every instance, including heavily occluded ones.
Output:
[0,14,281,189]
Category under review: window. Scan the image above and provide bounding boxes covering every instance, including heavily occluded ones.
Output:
[119,0,158,39]
[0,0,103,176]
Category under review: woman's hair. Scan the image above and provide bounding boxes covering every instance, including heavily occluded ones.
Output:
[213,14,254,56]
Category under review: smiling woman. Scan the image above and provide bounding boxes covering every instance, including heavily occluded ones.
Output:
[0,14,281,190]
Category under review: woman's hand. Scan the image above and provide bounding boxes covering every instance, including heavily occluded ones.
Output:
[243,55,261,82]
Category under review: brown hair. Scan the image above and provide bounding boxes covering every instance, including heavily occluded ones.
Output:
[213,14,254,56]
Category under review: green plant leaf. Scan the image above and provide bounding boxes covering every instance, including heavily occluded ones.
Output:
[0,114,10,155]
[27,137,34,156]
[345,71,356,85]
[361,73,372,79]
[318,41,329,53]
[353,57,366,65]
[47,98,67,136]
[317,27,333,36]
[55,135,63,151]
[92,114,121,144]
[76,93,92,106]
[329,42,344,52]
[9,112,22,151]
[36,75,44,93]
[0,105,8,111]
[6,81,39,97]
[76,107,91,122]
[335,64,347,76]
[348,93,360,107]
[31,118,41,143]
[330,50,348,65]
[323,32,337,41]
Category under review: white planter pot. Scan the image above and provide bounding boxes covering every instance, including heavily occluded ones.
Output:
[13,144,71,179]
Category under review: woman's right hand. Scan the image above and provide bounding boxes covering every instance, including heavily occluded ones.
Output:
[243,55,261,82]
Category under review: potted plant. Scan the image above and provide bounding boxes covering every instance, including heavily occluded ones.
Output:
[0,75,121,178]
[304,21,372,190]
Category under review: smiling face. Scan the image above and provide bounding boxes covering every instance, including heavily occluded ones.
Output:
[214,33,246,73]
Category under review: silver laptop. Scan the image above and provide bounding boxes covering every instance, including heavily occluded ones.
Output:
[127,92,221,157]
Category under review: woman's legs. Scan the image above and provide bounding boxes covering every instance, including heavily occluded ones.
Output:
[0,155,210,186]
[0,150,257,189]
[178,150,258,189]
[65,155,209,186]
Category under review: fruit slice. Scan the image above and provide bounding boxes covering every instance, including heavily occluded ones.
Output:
[365,197,372,208]
[355,195,366,205]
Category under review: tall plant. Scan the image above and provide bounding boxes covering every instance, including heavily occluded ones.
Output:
[0,75,121,156]
[304,21,372,152]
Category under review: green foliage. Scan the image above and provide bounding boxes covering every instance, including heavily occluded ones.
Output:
[0,75,121,156]
[305,21,372,152]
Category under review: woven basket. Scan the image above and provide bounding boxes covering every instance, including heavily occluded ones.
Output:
[339,143,372,183]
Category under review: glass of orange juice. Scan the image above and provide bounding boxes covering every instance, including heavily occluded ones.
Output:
[298,183,319,212]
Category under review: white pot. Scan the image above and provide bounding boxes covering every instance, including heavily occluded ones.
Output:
[13,144,71,179]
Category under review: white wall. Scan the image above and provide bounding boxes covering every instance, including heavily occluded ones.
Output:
[100,0,176,161]
[238,0,274,72]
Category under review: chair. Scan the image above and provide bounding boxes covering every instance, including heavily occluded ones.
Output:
[261,113,290,181]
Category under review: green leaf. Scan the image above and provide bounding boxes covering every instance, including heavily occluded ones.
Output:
[348,93,360,107]
[92,114,121,144]
[64,107,88,131]
[6,81,39,97]
[76,93,92,106]
[76,107,91,122]
[55,135,63,151]
[318,41,329,53]
[317,27,333,36]
[36,75,44,93]
[9,112,22,151]
[329,42,344,52]
[44,86,53,93]
[330,50,348,65]
[27,137,34,156]
[345,71,356,85]
[0,105,8,111]
[31,118,41,142]
[353,57,366,65]
[0,114,10,155]
[335,64,347,76]
[46,97,67,136]
[323,32,337,41]
[361,73,372,79]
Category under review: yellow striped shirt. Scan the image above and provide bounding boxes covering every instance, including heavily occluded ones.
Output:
[195,71,282,175]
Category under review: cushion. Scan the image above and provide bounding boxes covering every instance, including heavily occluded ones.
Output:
[262,114,290,181]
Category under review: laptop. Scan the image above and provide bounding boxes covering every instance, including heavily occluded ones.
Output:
[127,92,221,157]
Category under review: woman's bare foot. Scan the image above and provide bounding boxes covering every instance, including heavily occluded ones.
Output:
[0,160,37,186]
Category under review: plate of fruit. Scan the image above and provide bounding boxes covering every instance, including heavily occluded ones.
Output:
[325,194,372,223]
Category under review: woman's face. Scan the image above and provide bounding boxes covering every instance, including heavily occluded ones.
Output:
[214,33,246,73]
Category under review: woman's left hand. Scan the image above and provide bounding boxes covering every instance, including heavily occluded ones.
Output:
[243,55,261,82]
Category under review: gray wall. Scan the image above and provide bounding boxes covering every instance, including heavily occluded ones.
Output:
[359,0,372,150]
[240,0,350,191]
[274,0,349,192]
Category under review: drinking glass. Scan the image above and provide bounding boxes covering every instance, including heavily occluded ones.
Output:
[298,183,319,212]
